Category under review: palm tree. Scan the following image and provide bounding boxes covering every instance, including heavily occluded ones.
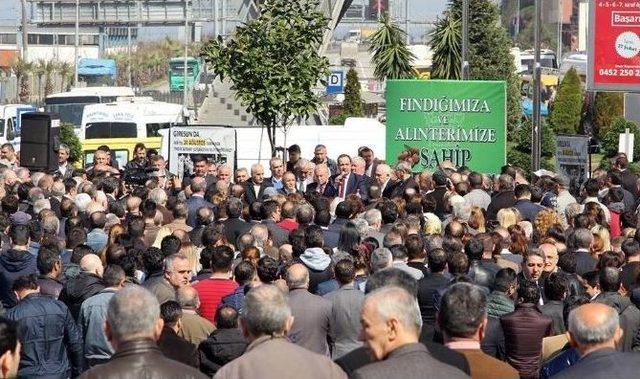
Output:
[57,62,72,91]
[34,59,47,102]
[43,60,57,97]
[368,14,416,82]
[10,56,32,102]
[430,11,462,80]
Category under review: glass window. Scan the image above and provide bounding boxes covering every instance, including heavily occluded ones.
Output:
[38,34,54,45]
[0,34,17,44]
[146,123,171,137]
[86,122,137,139]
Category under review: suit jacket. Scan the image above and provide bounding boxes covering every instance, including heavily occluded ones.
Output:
[323,283,365,359]
[306,181,338,198]
[179,310,215,346]
[222,217,251,247]
[186,195,214,228]
[552,348,640,379]
[381,179,399,199]
[455,349,518,379]
[424,186,449,219]
[330,173,368,199]
[487,190,516,221]
[288,288,332,356]
[182,174,217,190]
[539,300,566,335]
[574,250,597,276]
[390,176,420,198]
[261,219,290,247]
[352,343,470,379]
[157,326,199,368]
[54,161,76,180]
[214,335,346,379]
[244,179,273,204]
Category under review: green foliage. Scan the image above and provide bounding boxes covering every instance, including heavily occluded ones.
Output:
[431,0,522,133]
[368,14,416,81]
[507,119,556,172]
[549,67,583,134]
[600,117,640,162]
[593,92,624,139]
[343,67,363,117]
[59,123,83,163]
[429,12,461,80]
[10,56,32,102]
[329,112,348,125]
[201,0,329,154]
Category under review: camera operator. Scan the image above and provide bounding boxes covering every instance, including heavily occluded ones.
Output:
[124,143,149,172]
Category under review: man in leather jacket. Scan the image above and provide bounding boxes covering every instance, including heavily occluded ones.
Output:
[79,285,206,379]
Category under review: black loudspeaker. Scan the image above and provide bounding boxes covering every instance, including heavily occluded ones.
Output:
[20,112,61,171]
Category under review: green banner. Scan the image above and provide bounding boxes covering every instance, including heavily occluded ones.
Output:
[386,80,506,173]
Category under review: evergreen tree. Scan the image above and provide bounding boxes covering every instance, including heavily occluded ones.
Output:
[600,117,640,162]
[59,123,83,163]
[593,92,624,139]
[549,67,583,134]
[343,67,363,117]
[430,12,461,80]
[369,14,416,81]
[507,118,556,172]
[430,0,522,132]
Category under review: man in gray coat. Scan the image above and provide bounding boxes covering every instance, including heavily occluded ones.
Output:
[214,285,346,379]
[323,259,365,359]
[286,263,332,355]
[353,286,469,379]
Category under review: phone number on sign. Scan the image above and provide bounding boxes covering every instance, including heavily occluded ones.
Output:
[598,68,640,77]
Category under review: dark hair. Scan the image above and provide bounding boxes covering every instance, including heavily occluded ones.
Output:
[428,248,448,273]
[514,184,532,199]
[66,227,87,250]
[599,267,622,292]
[261,200,280,220]
[335,201,352,219]
[439,283,487,338]
[160,300,182,327]
[201,226,226,248]
[379,202,399,224]
[557,252,577,274]
[364,268,418,296]
[598,251,624,269]
[389,244,408,261]
[37,247,60,275]
[518,281,541,304]
[12,274,38,292]
[584,179,600,197]
[0,316,19,356]
[160,235,182,256]
[562,295,590,329]
[1,195,19,214]
[71,244,93,265]
[141,199,157,219]
[622,238,640,259]
[143,247,164,274]
[335,259,356,285]
[442,237,464,255]
[90,211,107,230]
[314,209,331,227]
[304,225,324,248]
[10,224,29,245]
[494,268,517,292]
[544,273,568,301]
[337,222,360,253]
[28,219,43,241]
[582,271,599,288]
[448,252,469,275]
[257,256,279,283]
[464,238,484,261]
[215,305,239,329]
[210,245,234,271]
[234,261,256,285]
[127,215,145,238]
[405,234,425,260]
[103,265,126,287]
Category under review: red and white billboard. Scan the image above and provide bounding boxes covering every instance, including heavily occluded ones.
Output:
[588,1,640,91]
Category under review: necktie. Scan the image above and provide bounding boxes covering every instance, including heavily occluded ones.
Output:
[340,176,346,198]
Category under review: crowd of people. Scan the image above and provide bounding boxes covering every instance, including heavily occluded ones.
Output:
[0,140,640,378]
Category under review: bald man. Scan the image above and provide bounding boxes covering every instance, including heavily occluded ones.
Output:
[60,254,106,320]
[286,264,332,355]
[553,303,640,379]
[176,286,215,346]
[186,176,214,228]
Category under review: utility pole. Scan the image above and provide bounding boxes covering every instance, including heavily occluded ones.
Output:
[515,0,520,39]
[21,0,28,61]
[127,26,132,88]
[461,0,469,79]
[74,0,79,87]
[214,0,219,37]
[222,0,227,38]
[183,0,189,116]
[557,0,563,63]
[405,0,409,44]
[532,0,542,172]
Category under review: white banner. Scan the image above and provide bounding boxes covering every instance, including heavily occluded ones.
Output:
[556,135,590,192]
[165,126,236,178]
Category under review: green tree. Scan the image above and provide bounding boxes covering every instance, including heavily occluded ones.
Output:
[549,67,583,134]
[600,117,640,162]
[43,60,56,97]
[368,14,416,81]
[34,59,46,102]
[343,67,363,117]
[593,92,624,139]
[10,56,32,102]
[59,123,83,163]
[429,11,461,79]
[57,62,73,92]
[507,118,556,172]
[430,0,521,132]
[201,0,330,154]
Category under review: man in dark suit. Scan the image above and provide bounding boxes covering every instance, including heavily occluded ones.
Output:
[389,161,420,199]
[572,228,597,276]
[54,144,76,180]
[265,156,285,190]
[487,174,517,222]
[552,303,640,379]
[222,198,250,247]
[260,200,290,247]
[613,154,639,198]
[359,146,380,179]
[423,171,450,219]
[352,286,469,379]
[186,177,214,228]
[244,163,273,204]
[331,154,368,200]
[417,248,451,341]
[182,154,217,190]
[306,164,337,198]
[157,301,199,368]
[373,163,397,199]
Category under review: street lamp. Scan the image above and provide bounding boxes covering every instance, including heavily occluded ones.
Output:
[74,0,79,87]
[461,0,469,79]
[532,0,542,172]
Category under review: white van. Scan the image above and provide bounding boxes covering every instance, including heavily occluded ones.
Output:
[0,104,38,150]
[80,98,187,140]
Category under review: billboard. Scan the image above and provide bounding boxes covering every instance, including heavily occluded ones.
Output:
[385,80,506,173]
[165,127,236,179]
[588,0,640,91]
[556,135,589,194]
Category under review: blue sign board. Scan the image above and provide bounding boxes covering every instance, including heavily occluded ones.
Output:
[327,70,344,94]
